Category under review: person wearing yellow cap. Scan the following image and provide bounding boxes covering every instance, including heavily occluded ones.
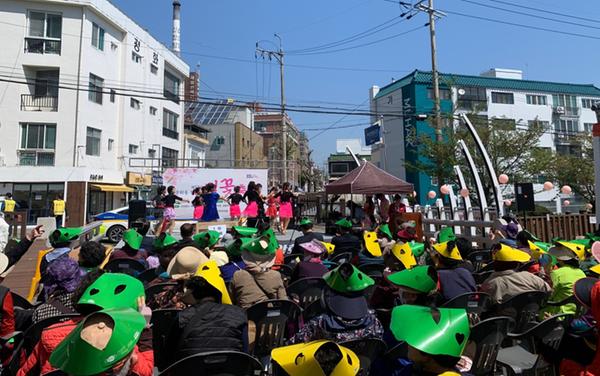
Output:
[271,340,360,376]
[430,241,476,303]
[480,243,550,304]
[370,242,418,310]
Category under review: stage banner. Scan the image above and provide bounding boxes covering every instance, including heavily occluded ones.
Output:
[162,168,268,220]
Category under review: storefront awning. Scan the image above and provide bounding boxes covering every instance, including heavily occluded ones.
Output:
[90,184,135,193]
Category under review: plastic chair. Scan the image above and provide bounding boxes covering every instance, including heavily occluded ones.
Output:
[145,282,178,303]
[284,253,303,265]
[11,293,34,310]
[246,300,302,358]
[472,270,493,285]
[496,314,570,375]
[329,252,353,264]
[273,264,294,283]
[286,277,326,308]
[468,251,492,272]
[137,268,159,285]
[442,292,492,315]
[341,338,387,375]
[468,316,515,375]
[303,299,326,321]
[103,258,146,276]
[492,291,548,333]
[158,351,263,376]
[546,294,584,319]
[151,308,181,371]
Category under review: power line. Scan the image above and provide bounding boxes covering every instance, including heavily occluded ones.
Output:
[486,0,600,25]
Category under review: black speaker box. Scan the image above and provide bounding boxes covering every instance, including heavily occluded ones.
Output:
[515,183,535,212]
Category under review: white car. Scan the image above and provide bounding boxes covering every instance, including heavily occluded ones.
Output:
[92,207,157,243]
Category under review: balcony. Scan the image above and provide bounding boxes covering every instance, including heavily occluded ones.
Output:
[21,94,58,112]
[163,90,180,104]
[18,150,55,166]
[553,106,579,117]
[456,99,488,112]
[162,127,179,140]
[24,37,61,55]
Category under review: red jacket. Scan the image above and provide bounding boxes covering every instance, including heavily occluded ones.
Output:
[18,318,154,376]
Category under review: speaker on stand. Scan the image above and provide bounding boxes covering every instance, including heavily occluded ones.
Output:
[515,183,535,221]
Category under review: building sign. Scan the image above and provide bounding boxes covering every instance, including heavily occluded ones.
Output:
[152,171,163,185]
[133,38,141,52]
[162,168,268,219]
[364,124,381,146]
[89,174,104,181]
[126,172,152,186]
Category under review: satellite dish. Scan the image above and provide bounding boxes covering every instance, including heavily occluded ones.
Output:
[458,88,466,96]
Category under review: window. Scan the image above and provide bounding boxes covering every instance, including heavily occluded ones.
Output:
[555,119,578,133]
[91,23,105,50]
[108,138,114,151]
[427,88,451,100]
[128,144,138,154]
[584,123,594,133]
[109,89,115,103]
[491,92,514,104]
[148,149,156,158]
[150,64,158,75]
[162,109,179,139]
[130,98,141,110]
[88,73,103,104]
[149,106,157,115]
[582,98,598,109]
[526,95,547,105]
[527,120,550,129]
[162,147,179,168]
[33,70,59,97]
[132,52,142,63]
[26,11,62,54]
[491,118,516,130]
[458,87,486,101]
[86,127,101,156]
[19,123,56,166]
[163,70,180,103]
[552,94,578,115]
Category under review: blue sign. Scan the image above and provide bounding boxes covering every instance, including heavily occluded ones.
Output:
[364,124,381,146]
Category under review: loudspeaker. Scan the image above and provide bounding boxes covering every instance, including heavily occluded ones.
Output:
[515,183,535,212]
[128,199,147,226]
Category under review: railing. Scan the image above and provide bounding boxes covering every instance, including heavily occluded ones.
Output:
[162,128,179,140]
[20,94,58,111]
[18,150,55,166]
[24,37,61,54]
[553,106,579,117]
[519,213,595,243]
[163,90,180,104]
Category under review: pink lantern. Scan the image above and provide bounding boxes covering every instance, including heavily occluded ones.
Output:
[504,199,512,207]
[498,174,509,184]
[561,185,572,195]
[440,185,451,195]
[586,203,593,210]
[543,182,554,191]
[412,191,417,197]
[459,188,470,198]
[428,190,437,199]
[563,200,571,207]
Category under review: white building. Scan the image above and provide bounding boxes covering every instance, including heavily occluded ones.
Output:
[0,0,189,225]
[369,68,600,203]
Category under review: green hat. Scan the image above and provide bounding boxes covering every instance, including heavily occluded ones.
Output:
[335,218,353,229]
[50,227,82,247]
[388,266,437,294]
[522,230,541,242]
[241,236,276,256]
[232,226,258,237]
[78,273,144,312]
[408,241,425,257]
[153,233,178,251]
[298,218,313,227]
[193,230,220,249]
[566,238,592,249]
[260,227,280,251]
[378,224,393,239]
[50,308,145,376]
[390,305,470,358]
[437,227,456,243]
[225,237,253,257]
[323,262,375,293]
[122,229,142,251]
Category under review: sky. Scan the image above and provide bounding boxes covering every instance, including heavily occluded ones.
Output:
[112,0,600,167]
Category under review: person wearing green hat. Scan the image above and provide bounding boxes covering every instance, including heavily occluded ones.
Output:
[388,265,438,306]
[219,237,252,283]
[291,217,324,254]
[192,230,221,251]
[331,218,361,258]
[390,305,470,375]
[108,228,148,267]
[290,262,383,344]
[150,232,180,282]
[370,242,417,310]
[40,227,83,275]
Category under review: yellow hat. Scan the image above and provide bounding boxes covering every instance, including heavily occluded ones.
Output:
[589,264,600,276]
[391,242,417,269]
[271,340,360,376]
[432,241,462,261]
[195,260,232,304]
[363,231,382,257]
[528,241,547,260]
[556,241,586,260]
[493,244,531,263]
[322,242,335,255]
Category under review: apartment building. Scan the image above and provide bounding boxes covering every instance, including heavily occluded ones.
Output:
[0,0,189,224]
[369,68,600,203]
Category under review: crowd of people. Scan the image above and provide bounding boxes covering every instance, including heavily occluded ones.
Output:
[1,202,600,375]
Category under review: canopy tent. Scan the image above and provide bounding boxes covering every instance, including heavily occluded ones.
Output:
[325,161,414,195]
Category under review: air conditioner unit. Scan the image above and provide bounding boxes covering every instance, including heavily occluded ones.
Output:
[554,106,565,114]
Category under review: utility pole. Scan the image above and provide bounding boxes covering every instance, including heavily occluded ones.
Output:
[257,34,287,184]
[591,103,600,228]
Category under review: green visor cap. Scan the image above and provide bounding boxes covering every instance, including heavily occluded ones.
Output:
[335,218,353,229]
[522,230,541,242]
[323,262,375,293]
[153,233,178,251]
[50,227,82,246]
[50,308,145,376]
[566,238,592,249]
[232,226,258,237]
[78,273,144,311]
[390,305,470,358]
[241,236,276,256]
[298,218,313,226]
[378,224,393,239]
[225,237,254,257]
[438,227,456,243]
[408,241,425,257]
[388,265,437,294]
[534,241,552,253]
[260,227,280,251]
[122,229,143,251]
[193,230,221,249]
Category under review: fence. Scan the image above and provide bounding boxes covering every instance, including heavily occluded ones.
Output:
[519,213,596,243]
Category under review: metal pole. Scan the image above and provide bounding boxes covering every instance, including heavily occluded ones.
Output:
[591,104,600,226]
[275,34,287,184]
[427,0,442,142]
[380,115,387,170]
